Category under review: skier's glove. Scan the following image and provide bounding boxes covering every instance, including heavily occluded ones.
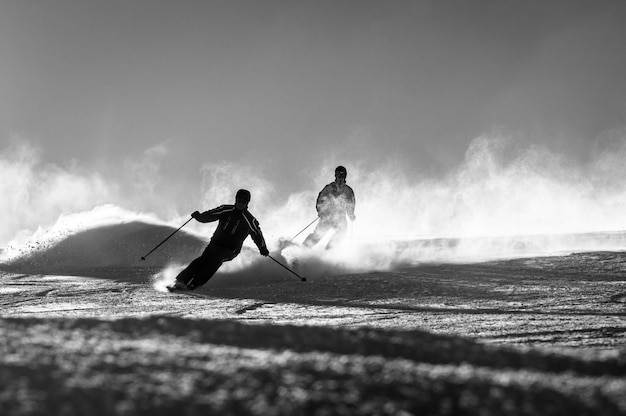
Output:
[191,211,201,220]
[259,247,269,257]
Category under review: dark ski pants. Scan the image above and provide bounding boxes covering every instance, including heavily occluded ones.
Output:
[303,216,347,249]
[175,243,235,290]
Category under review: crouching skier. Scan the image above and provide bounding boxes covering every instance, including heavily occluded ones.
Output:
[167,189,269,292]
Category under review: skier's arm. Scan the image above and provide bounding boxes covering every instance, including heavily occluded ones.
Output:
[249,217,269,256]
[316,185,331,217]
[192,205,230,223]
[347,187,356,221]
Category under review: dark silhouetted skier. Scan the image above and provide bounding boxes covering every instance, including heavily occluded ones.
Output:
[168,189,269,291]
[303,165,356,249]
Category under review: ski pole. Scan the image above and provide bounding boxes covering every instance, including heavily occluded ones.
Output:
[267,254,307,282]
[140,217,194,261]
[291,217,319,241]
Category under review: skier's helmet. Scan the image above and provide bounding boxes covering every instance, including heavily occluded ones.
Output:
[235,189,251,202]
[335,166,347,178]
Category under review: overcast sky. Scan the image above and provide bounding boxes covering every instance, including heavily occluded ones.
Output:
[2,0,626,206]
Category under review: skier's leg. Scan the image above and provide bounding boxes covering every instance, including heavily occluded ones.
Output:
[187,245,235,289]
[303,220,329,248]
[326,218,348,249]
[175,256,208,286]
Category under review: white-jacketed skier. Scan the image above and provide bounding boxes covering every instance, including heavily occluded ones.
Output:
[303,165,356,249]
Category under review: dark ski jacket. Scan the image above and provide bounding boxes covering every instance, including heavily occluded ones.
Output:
[316,182,356,220]
[194,205,267,255]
